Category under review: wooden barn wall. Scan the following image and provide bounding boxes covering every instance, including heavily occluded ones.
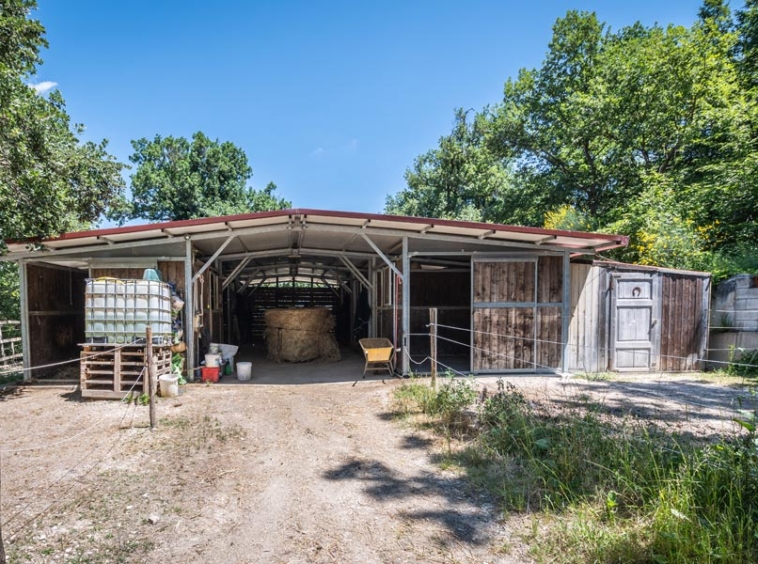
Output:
[537,256,563,303]
[473,256,563,372]
[27,264,87,377]
[410,271,469,306]
[567,264,607,373]
[568,263,710,374]
[474,308,535,370]
[537,307,563,369]
[410,308,469,358]
[473,261,534,303]
[659,273,710,371]
[92,261,185,295]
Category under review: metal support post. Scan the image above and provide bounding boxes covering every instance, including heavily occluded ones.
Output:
[146,327,157,430]
[18,260,30,381]
[401,237,410,376]
[430,308,438,389]
[184,239,195,381]
[561,251,571,374]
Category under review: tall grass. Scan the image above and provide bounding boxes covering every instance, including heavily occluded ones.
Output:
[394,378,758,563]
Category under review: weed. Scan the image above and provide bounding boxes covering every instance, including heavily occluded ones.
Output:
[397,377,758,562]
[727,347,758,378]
[394,374,477,429]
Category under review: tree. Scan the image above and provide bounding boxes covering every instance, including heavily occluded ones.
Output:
[112,132,290,223]
[386,109,513,222]
[0,0,126,245]
[388,3,758,277]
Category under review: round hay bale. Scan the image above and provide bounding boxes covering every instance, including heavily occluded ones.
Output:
[264,308,341,362]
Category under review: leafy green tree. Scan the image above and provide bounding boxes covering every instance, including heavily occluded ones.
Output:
[0,0,126,245]
[389,2,758,278]
[737,0,758,87]
[0,262,19,319]
[386,109,513,222]
[112,132,290,223]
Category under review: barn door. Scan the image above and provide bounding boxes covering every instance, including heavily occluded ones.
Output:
[472,257,564,373]
[610,273,661,372]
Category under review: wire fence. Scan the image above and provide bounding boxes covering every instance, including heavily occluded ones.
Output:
[1,366,147,542]
[402,319,758,377]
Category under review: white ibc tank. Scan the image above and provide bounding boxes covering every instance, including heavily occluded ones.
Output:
[85,278,173,344]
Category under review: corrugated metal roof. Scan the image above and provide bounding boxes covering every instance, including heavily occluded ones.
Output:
[3,208,628,260]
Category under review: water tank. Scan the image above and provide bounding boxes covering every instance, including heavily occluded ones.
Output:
[85,278,172,344]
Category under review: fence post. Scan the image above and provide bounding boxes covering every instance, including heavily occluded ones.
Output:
[146,328,157,430]
[0,455,5,564]
[430,308,438,390]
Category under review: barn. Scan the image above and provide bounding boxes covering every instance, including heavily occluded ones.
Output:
[1,209,710,385]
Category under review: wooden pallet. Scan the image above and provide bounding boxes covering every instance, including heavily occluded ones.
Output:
[80,343,171,400]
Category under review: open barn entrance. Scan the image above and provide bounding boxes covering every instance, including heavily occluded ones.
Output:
[231,279,352,348]
[404,259,472,375]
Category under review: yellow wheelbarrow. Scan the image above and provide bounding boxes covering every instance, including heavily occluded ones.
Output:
[358,338,396,379]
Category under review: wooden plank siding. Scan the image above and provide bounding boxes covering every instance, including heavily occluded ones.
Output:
[568,262,710,374]
[26,263,87,377]
[537,307,562,369]
[537,256,563,303]
[567,264,609,373]
[473,257,564,373]
[659,273,710,371]
[92,261,185,293]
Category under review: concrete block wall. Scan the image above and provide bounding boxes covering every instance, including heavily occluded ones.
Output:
[708,274,758,368]
[711,274,758,331]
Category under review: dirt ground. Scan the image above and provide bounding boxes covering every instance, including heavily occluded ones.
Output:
[0,371,755,564]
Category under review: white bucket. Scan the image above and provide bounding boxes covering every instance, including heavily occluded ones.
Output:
[237,362,252,381]
[159,375,179,398]
[205,353,220,367]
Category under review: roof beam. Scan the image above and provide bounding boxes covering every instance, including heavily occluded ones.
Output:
[2,235,182,260]
[192,235,235,284]
[189,222,291,242]
[339,256,373,291]
[308,224,602,254]
[221,256,253,290]
[360,233,403,280]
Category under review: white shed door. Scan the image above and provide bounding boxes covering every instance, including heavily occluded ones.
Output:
[610,273,661,372]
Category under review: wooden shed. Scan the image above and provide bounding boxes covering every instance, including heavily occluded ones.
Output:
[568,260,711,373]
[4,209,639,381]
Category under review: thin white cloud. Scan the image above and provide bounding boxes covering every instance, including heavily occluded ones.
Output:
[311,147,325,157]
[30,81,58,95]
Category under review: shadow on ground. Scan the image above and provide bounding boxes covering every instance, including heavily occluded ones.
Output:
[547,378,758,427]
[323,455,492,546]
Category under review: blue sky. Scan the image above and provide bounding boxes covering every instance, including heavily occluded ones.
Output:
[31,0,708,222]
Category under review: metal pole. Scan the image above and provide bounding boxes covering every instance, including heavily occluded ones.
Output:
[430,308,438,389]
[0,451,6,564]
[401,237,410,376]
[146,327,156,430]
[18,260,30,381]
[184,239,195,382]
[561,251,571,374]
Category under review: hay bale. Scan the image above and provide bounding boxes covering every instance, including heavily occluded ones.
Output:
[264,308,340,362]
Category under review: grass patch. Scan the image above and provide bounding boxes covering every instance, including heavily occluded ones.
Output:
[395,377,758,563]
